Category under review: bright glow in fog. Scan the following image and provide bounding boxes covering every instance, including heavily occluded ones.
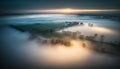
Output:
[92,27,114,33]
[1,27,119,68]
[59,24,118,42]
[61,24,115,34]
[28,40,91,66]
[25,39,118,67]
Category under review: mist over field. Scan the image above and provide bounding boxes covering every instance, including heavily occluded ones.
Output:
[0,14,120,69]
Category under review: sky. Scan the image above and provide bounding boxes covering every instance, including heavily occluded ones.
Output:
[0,0,120,14]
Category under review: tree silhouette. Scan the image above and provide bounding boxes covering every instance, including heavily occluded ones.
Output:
[94,33,98,40]
[100,35,105,43]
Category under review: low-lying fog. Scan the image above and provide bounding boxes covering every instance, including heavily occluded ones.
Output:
[0,14,120,68]
[1,27,120,69]
[59,23,120,42]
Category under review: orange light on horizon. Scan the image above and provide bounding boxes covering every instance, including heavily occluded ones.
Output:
[22,8,120,13]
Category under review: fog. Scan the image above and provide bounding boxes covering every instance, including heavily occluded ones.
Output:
[1,27,120,69]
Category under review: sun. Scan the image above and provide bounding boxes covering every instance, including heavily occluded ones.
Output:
[60,8,74,13]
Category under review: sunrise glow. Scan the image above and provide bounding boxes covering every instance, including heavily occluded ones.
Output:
[18,8,120,14]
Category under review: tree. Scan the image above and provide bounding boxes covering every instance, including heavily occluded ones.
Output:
[100,35,105,43]
[94,33,98,40]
